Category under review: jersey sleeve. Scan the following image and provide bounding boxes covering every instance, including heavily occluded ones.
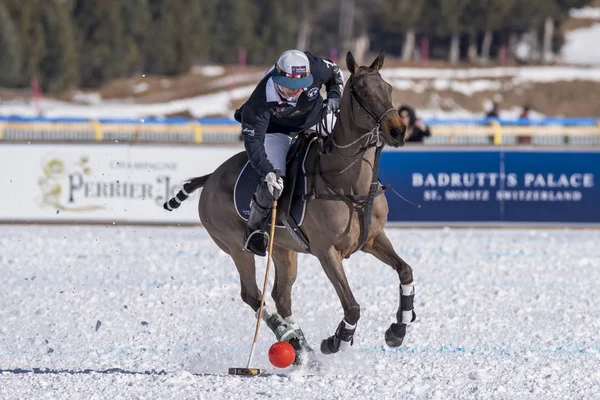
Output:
[241,94,274,178]
[306,52,344,99]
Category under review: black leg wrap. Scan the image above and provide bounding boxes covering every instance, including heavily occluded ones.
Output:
[385,284,416,348]
[320,320,355,355]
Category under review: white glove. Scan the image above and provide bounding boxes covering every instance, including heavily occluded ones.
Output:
[265,171,284,199]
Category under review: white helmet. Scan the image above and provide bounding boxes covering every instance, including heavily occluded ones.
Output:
[270,50,313,89]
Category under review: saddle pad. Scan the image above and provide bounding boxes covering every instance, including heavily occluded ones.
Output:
[233,141,316,228]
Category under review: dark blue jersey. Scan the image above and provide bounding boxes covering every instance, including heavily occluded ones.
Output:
[237,51,344,178]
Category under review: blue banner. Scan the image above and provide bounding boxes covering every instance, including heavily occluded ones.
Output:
[380,148,600,224]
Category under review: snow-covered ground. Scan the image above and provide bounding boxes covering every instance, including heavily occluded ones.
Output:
[1,225,599,399]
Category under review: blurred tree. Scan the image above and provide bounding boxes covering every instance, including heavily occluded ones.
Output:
[480,0,516,63]
[38,0,78,92]
[0,0,594,91]
[0,1,22,87]
[72,1,128,87]
[381,0,426,62]
[209,0,259,64]
[257,0,298,61]
[121,0,151,75]
[2,0,77,92]
[437,0,471,64]
[295,0,332,51]
[144,0,204,75]
[2,0,44,87]
[192,0,219,61]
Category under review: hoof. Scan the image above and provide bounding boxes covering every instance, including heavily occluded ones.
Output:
[320,336,339,355]
[385,323,406,348]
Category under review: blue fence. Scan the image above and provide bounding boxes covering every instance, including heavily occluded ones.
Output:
[422,117,600,126]
[380,148,600,225]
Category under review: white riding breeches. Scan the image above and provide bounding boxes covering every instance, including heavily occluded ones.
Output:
[263,112,337,177]
[264,133,294,177]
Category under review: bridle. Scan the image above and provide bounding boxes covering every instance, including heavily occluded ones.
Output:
[348,78,396,133]
[326,75,396,158]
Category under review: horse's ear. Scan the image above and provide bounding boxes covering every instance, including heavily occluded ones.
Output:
[346,51,358,75]
[369,49,385,71]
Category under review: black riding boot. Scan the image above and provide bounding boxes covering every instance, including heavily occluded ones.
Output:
[243,191,272,256]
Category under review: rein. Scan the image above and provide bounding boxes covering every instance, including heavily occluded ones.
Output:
[307,77,394,256]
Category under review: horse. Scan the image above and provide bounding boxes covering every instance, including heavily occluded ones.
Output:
[165,50,416,363]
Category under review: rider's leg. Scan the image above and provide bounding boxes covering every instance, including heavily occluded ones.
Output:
[264,132,293,177]
[244,183,274,256]
[244,133,293,256]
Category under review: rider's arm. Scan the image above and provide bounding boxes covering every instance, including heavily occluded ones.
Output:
[305,52,344,100]
[323,60,344,100]
[241,101,274,178]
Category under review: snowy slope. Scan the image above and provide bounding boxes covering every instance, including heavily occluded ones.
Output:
[562,23,600,65]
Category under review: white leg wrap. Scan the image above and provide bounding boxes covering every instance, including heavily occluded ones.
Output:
[256,306,271,322]
[339,319,356,351]
[401,283,414,296]
[279,327,297,342]
[343,319,357,330]
[284,315,299,329]
[339,340,352,351]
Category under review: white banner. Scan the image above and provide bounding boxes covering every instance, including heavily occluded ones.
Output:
[0,143,242,224]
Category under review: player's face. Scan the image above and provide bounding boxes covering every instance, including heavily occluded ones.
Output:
[278,85,302,98]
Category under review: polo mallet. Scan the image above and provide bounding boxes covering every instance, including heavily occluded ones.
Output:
[229,171,281,376]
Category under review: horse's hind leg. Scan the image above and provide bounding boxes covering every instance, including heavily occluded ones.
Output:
[361,230,416,347]
[211,234,262,312]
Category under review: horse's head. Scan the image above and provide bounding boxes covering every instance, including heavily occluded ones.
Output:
[345,50,406,147]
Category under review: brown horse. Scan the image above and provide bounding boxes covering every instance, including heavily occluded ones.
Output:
[166,50,416,362]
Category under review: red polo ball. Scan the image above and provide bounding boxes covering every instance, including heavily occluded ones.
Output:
[268,341,296,368]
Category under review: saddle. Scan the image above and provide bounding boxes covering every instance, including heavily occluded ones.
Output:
[233,131,320,252]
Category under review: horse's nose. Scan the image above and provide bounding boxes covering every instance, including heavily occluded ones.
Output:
[390,126,405,140]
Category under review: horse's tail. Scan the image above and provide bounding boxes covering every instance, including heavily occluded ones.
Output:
[163,174,211,211]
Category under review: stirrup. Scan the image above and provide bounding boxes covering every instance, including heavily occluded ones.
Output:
[244,230,269,256]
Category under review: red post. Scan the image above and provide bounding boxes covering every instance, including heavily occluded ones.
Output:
[238,48,247,72]
[31,78,42,116]
[329,47,338,63]
[420,37,429,63]
[499,44,508,66]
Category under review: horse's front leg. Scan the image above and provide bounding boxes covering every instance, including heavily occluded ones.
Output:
[266,247,313,363]
[361,230,416,347]
[316,246,359,355]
